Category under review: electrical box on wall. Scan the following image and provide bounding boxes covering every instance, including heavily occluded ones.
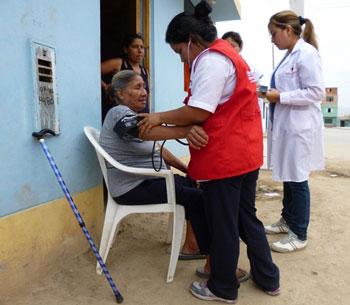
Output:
[32,41,60,134]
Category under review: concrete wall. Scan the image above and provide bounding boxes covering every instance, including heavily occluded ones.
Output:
[0,1,102,217]
[0,186,103,296]
[0,0,103,296]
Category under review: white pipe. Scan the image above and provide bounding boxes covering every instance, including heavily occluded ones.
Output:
[289,0,305,15]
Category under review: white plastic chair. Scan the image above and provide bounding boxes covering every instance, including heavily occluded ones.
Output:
[83,126,185,283]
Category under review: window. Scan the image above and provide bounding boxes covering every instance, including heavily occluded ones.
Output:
[325,118,333,124]
[327,108,332,113]
[326,96,334,102]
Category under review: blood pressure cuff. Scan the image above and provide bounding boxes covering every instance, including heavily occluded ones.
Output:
[113,114,141,141]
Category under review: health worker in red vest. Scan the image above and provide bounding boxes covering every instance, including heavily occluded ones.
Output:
[138,1,280,302]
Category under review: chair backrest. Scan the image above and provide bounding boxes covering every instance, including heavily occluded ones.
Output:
[84,126,110,189]
[84,126,174,197]
[84,125,167,183]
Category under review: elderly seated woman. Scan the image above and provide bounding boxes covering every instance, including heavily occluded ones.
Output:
[100,70,250,282]
[99,70,205,258]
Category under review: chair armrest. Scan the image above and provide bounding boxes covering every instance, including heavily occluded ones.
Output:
[105,148,177,206]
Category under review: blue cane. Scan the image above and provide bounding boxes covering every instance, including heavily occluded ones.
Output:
[32,129,123,303]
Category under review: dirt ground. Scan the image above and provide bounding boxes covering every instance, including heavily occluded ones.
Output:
[2,128,350,305]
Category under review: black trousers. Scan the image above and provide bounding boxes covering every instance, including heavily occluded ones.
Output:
[114,175,203,222]
[192,169,280,300]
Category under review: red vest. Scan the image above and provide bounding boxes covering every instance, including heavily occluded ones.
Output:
[186,39,263,180]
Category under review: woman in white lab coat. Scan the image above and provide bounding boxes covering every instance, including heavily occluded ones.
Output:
[261,10,325,253]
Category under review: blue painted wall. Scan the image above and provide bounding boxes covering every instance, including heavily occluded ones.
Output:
[151,0,190,157]
[0,1,101,216]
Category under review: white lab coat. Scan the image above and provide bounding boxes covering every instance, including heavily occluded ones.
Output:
[267,38,325,182]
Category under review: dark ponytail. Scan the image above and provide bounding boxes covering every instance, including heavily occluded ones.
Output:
[165,0,217,44]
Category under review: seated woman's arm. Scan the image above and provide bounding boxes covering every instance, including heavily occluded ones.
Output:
[161,147,187,174]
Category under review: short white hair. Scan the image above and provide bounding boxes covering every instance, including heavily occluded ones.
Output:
[110,70,138,103]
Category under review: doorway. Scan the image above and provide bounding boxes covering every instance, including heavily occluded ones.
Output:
[100,0,150,119]
[100,0,136,62]
[100,0,149,65]
[99,0,150,205]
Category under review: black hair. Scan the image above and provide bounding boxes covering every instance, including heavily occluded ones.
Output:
[121,33,145,59]
[122,33,144,49]
[222,31,243,49]
[165,0,217,44]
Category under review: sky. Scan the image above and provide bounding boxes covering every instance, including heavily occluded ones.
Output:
[215,0,350,115]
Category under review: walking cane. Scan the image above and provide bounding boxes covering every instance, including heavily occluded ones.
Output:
[32,129,123,303]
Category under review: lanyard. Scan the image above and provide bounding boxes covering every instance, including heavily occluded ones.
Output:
[269,53,290,122]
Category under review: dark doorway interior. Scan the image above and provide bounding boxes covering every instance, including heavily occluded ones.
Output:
[100,0,137,122]
[100,0,136,62]
[100,1,137,206]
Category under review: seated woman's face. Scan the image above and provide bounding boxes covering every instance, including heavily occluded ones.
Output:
[119,75,147,112]
[125,38,145,64]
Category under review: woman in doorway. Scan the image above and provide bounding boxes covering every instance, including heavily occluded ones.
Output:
[262,11,325,253]
[101,33,150,120]
[138,1,280,302]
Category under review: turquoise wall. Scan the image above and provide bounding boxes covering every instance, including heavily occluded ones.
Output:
[0,1,101,216]
[151,0,190,157]
[322,105,338,118]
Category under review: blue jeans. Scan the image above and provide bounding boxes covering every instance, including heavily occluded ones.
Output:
[282,181,310,241]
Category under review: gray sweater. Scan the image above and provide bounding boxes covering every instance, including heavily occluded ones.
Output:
[99,105,166,197]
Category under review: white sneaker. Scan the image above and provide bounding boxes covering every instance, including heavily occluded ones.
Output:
[190,281,236,303]
[265,218,289,234]
[271,231,308,253]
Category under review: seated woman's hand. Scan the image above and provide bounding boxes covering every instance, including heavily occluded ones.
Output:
[186,125,209,150]
[137,113,163,136]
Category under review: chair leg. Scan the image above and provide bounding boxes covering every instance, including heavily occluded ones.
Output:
[96,200,118,274]
[166,213,173,244]
[166,205,185,283]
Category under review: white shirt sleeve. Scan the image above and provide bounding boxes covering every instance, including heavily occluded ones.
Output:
[187,51,236,113]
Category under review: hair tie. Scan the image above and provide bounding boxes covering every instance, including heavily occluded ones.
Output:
[298,16,306,26]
